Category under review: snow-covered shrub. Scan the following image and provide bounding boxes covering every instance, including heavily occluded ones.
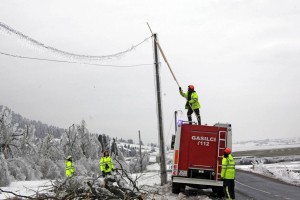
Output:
[74,158,88,176]
[38,158,62,179]
[76,157,99,177]
[251,160,300,186]
[236,157,254,165]
[29,164,43,180]
[128,154,149,173]
[273,168,300,186]
[0,153,10,186]
[56,160,66,178]
[7,159,29,181]
[251,160,271,174]
[25,157,43,180]
[237,155,300,165]
[5,157,44,182]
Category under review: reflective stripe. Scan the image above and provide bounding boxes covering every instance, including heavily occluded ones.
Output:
[222,166,235,169]
[174,150,179,164]
[226,186,232,200]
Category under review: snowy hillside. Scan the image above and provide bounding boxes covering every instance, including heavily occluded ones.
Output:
[234,138,300,187]
[233,137,300,152]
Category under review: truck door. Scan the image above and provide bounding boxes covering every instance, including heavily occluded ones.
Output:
[177,125,228,180]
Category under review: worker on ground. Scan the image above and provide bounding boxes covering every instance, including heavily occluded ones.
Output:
[100,150,114,178]
[179,85,201,125]
[65,155,74,177]
[221,147,236,200]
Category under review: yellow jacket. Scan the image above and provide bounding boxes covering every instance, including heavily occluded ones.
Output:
[180,90,201,110]
[100,156,114,173]
[65,160,74,177]
[221,154,235,179]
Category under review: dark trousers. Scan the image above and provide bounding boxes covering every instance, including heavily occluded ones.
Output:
[187,107,201,125]
[223,179,235,200]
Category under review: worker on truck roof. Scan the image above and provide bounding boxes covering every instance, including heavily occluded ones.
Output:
[221,147,236,200]
[179,85,201,125]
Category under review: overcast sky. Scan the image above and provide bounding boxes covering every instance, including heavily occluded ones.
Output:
[1,0,300,145]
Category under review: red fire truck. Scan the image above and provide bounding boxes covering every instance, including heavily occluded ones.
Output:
[171,121,232,196]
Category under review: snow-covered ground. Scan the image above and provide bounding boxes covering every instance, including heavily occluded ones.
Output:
[1,162,298,199]
[0,173,212,200]
[233,137,300,152]
[0,180,52,199]
[236,161,300,186]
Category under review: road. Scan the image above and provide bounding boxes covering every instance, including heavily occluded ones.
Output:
[172,170,300,199]
[235,170,300,200]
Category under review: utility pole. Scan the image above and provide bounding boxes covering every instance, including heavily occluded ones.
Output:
[175,111,178,132]
[153,33,167,185]
[138,130,142,172]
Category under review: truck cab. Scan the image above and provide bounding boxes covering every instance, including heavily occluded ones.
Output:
[171,121,232,196]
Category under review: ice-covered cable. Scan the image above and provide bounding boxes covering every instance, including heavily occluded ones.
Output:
[0,21,151,63]
[0,51,153,68]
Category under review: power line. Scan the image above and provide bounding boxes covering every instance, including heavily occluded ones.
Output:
[0,51,153,68]
[0,21,152,62]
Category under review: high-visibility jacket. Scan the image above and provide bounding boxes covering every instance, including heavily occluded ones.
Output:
[65,160,74,177]
[221,154,236,179]
[180,90,201,110]
[100,156,114,173]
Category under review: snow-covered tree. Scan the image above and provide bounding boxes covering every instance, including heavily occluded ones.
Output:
[18,125,36,157]
[0,151,10,186]
[0,107,24,159]
[0,105,134,187]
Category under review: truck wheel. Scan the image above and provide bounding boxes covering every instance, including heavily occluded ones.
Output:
[212,186,225,197]
[172,182,183,194]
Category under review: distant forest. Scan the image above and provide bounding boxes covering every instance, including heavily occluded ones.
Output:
[0,105,64,138]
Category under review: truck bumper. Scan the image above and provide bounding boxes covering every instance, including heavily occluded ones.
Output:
[173,176,223,187]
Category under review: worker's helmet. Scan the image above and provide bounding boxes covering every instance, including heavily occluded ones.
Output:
[66,155,72,160]
[188,85,195,91]
[224,147,231,154]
